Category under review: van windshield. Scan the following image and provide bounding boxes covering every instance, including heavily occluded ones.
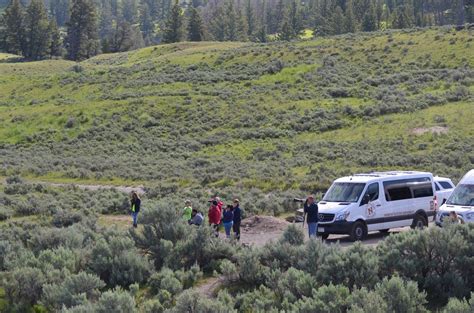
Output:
[447,184,474,206]
[323,183,366,203]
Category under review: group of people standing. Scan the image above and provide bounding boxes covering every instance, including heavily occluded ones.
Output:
[128,193,242,239]
[206,197,242,239]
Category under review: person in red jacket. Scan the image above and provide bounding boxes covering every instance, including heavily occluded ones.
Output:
[208,199,221,237]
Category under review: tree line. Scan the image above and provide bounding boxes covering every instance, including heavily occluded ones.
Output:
[0,0,473,60]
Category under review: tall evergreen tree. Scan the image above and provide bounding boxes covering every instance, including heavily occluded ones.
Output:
[65,0,99,61]
[139,3,154,45]
[362,3,377,31]
[344,0,358,33]
[49,19,62,57]
[3,0,25,55]
[121,0,137,24]
[236,5,248,41]
[187,6,204,41]
[329,6,345,35]
[289,0,303,37]
[24,0,51,60]
[209,4,226,41]
[225,0,238,41]
[278,10,294,40]
[162,0,183,43]
[245,0,255,37]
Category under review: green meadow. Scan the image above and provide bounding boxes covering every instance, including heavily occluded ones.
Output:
[0,27,473,192]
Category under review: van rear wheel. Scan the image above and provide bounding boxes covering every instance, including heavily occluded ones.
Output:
[411,214,428,229]
[349,221,367,241]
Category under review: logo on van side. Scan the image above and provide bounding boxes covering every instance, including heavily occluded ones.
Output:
[366,204,376,217]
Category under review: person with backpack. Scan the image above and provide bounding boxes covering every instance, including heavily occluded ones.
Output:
[222,204,234,238]
[130,191,141,228]
[304,195,318,238]
[232,199,242,240]
[208,199,221,237]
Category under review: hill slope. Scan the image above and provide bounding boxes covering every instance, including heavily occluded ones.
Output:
[0,28,473,193]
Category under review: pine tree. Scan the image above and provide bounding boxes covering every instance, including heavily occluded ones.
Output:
[344,0,357,33]
[225,0,238,41]
[49,19,62,57]
[121,0,137,24]
[209,4,226,41]
[245,0,255,38]
[99,0,113,39]
[362,3,377,31]
[187,6,203,41]
[24,0,51,60]
[289,0,303,37]
[236,6,248,41]
[3,0,25,55]
[278,10,294,41]
[65,0,100,61]
[329,6,345,35]
[139,3,155,45]
[162,0,183,43]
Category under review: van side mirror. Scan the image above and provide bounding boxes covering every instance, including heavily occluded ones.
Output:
[361,194,370,205]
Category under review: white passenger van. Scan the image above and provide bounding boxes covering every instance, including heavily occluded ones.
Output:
[436,169,474,225]
[317,171,437,241]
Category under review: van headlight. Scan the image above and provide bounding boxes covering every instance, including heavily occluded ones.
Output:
[335,211,350,221]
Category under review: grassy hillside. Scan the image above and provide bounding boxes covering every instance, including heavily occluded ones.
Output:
[0,27,473,194]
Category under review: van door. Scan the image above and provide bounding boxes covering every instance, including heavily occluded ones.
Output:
[360,182,388,231]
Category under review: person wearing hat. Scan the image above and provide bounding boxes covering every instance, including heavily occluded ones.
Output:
[232,199,242,240]
[304,195,319,238]
[183,200,193,222]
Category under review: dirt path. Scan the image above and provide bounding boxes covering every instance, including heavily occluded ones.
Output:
[194,277,222,298]
[1,178,145,194]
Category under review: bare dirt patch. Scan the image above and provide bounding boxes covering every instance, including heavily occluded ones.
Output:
[240,215,290,247]
[411,126,448,135]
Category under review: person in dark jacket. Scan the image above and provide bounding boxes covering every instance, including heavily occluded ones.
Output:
[222,205,234,238]
[130,191,141,228]
[232,199,242,240]
[304,195,318,238]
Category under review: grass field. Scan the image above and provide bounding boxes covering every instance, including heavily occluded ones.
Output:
[0,27,473,194]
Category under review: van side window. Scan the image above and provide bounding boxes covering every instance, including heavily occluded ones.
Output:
[439,181,453,189]
[387,187,412,201]
[360,183,379,205]
[367,183,379,201]
[435,183,440,191]
[383,177,433,202]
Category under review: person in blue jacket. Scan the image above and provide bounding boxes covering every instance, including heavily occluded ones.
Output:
[232,199,242,240]
[304,195,318,238]
[222,204,234,238]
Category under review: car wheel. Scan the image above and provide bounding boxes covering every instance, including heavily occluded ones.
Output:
[349,221,367,241]
[379,229,390,233]
[411,214,428,229]
[320,233,329,240]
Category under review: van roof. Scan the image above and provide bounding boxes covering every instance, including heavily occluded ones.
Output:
[460,169,474,184]
[335,171,433,183]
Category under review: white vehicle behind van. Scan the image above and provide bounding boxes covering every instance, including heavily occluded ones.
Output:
[436,169,474,225]
[318,171,437,241]
[434,176,455,206]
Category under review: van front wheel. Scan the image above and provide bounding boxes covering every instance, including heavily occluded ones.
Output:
[349,221,367,241]
[411,214,428,229]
